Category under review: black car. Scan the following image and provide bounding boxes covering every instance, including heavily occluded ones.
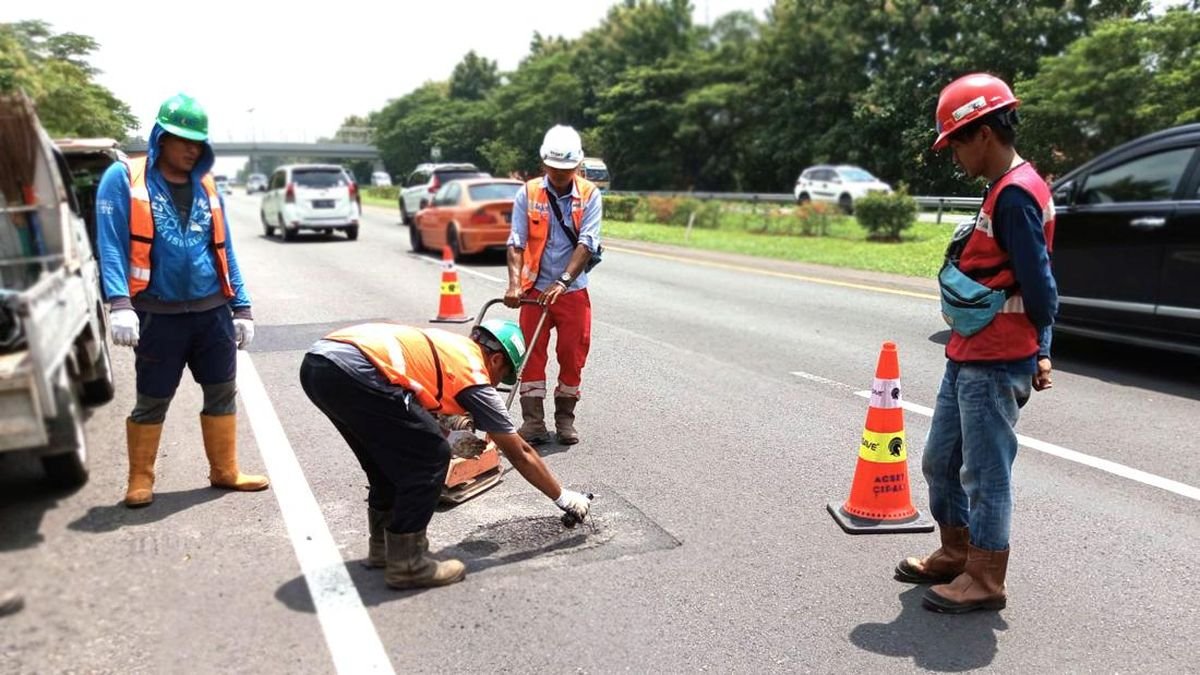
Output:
[1050,123,1200,356]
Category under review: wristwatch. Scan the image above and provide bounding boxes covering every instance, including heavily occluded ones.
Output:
[558,272,572,287]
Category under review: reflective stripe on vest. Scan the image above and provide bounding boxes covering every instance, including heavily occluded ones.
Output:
[123,156,235,299]
[519,176,598,292]
[947,162,1056,362]
[322,324,491,415]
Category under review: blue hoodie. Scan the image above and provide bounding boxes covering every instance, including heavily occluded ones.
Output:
[96,123,252,313]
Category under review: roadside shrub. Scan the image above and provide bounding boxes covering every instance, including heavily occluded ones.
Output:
[366,186,399,201]
[747,202,838,237]
[604,195,641,222]
[855,189,917,240]
[670,198,722,229]
[641,196,679,224]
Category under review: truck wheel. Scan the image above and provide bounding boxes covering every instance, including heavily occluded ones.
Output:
[81,333,115,406]
[42,383,88,489]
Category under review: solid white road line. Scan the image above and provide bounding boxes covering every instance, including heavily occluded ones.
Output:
[237,351,396,674]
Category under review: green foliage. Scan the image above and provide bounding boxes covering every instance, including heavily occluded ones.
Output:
[365,186,399,201]
[1018,8,1200,178]
[603,195,641,222]
[449,51,500,101]
[0,21,136,138]
[854,190,918,241]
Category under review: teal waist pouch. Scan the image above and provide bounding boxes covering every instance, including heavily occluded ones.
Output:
[938,260,1008,337]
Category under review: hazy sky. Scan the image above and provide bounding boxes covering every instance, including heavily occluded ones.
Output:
[2,1,774,142]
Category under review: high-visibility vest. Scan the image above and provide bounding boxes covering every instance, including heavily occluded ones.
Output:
[947,162,1056,363]
[323,324,491,415]
[123,156,234,299]
[518,177,598,292]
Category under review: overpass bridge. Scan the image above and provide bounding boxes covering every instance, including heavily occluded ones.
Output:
[122,140,380,160]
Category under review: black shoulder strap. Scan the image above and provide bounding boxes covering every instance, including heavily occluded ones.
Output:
[417,330,444,408]
[545,184,580,246]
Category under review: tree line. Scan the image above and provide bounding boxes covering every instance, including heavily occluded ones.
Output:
[364,0,1200,196]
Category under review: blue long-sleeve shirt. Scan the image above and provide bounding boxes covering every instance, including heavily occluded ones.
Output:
[992,185,1058,359]
[507,176,602,292]
[96,123,252,315]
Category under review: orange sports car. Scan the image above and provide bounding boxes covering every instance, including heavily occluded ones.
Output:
[411,178,522,258]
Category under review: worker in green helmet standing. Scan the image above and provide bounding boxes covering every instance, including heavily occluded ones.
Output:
[299,319,593,590]
[96,93,268,508]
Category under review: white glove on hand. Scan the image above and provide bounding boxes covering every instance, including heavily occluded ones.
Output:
[554,489,592,523]
[233,318,255,350]
[110,309,139,347]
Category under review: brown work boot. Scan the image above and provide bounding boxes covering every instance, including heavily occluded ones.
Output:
[383,530,466,589]
[518,397,551,444]
[200,414,270,491]
[124,419,163,508]
[554,396,580,445]
[923,545,1010,613]
[895,525,969,584]
[363,507,388,569]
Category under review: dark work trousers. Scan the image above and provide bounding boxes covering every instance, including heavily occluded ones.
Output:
[134,306,237,399]
[299,353,450,534]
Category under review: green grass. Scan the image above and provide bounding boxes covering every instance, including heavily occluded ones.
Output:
[360,192,396,208]
[604,218,951,278]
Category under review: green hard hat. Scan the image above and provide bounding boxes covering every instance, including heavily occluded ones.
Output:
[474,319,526,385]
[156,93,209,141]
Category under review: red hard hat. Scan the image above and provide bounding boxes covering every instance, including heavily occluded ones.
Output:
[932,73,1020,151]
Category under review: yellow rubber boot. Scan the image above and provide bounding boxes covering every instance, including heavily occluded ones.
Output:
[124,419,162,508]
[200,414,269,491]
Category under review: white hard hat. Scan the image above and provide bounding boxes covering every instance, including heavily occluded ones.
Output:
[539,125,584,169]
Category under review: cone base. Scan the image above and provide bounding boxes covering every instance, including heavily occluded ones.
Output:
[430,315,474,324]
[827,502,934,535]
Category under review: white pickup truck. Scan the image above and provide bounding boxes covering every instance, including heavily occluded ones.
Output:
[0,93,114,488]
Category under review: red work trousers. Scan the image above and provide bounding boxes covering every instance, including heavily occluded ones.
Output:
[518,287,591,399]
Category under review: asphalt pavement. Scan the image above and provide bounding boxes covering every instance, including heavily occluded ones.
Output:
[1,192,1196,674]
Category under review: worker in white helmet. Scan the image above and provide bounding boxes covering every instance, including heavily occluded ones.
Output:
[504,125,604,446]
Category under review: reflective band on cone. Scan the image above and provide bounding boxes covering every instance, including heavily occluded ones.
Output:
[828,341,933,535]
[431,246,473,324]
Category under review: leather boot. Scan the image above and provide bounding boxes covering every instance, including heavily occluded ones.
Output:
[923,545,1010,613]
[200,414,270,491]
[383,530,466,589]
[124,419,163,508]
[363,507,388,569]
[895,525,969,584]
[554,396,579,445]
[518,397,551,444]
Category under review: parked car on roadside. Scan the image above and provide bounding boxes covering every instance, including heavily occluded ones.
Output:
[371,171,392,187]
[410,178,522,259]
[794,165,892,213]
[399,163,487,226]
[260,164,361,241]
[214,175,232,196]
[245,173,268,193]
[1048,123,1200,355]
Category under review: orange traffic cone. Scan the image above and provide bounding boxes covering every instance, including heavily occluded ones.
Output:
[828,341,933,534]
[430,246,473,323]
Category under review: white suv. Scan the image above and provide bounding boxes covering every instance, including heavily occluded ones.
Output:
[398,163,485,225]
[794,165,892,214]
[261,164,361,241]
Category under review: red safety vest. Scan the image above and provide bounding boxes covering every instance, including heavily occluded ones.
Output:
[947,162,1056,363]
[123,156,234,298]
[518,176,598,292]
[323,324,491,415]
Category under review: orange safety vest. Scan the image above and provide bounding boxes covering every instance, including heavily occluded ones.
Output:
[123,156,235,299]
[946,162,1056,363]
[323,324,491,415]
[518,176,598,292]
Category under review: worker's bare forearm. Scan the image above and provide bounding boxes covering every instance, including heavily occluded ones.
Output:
[506,246,524,289]
[492,432,560,499]
[563,244,590,282]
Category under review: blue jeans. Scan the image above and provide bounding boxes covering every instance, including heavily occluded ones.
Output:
[922,361,1032,551]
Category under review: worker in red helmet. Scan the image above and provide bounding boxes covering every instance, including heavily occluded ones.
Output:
[895,73,1058,614]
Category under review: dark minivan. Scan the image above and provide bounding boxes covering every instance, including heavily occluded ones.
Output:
[1050,123,1200,355]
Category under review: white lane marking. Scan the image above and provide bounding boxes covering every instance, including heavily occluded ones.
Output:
[238,352,395,674]
[789,370,1200,502]
[408,253,505,283]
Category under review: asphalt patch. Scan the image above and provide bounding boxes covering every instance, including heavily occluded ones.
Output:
[432,483,680,577]
[248,319,393,353]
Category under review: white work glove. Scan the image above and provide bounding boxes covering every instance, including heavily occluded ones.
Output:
[110,309,139,348]
[233,318,255,350]
[554,489,593,524]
